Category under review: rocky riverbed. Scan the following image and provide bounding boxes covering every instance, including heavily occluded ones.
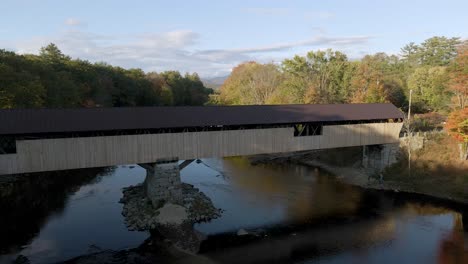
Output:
[119,182,222,253]
[120,182,222,231]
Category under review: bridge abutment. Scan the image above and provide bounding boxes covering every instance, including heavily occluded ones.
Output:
[362,144,399,172]
[142,158,183,206]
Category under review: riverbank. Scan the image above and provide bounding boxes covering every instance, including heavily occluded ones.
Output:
[298,158,468,208]
[249,134,468,207]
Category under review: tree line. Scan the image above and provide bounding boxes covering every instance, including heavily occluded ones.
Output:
[216,36,466,113]
[0,43,213,109]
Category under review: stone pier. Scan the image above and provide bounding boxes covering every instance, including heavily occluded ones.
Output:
[121,159,222,252]
[142,158,183,206]
[362,144,399,172]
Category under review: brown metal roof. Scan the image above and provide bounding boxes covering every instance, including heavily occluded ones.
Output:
[0,103,403,135]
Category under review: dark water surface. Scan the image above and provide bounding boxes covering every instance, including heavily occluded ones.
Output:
[0,158,466,263]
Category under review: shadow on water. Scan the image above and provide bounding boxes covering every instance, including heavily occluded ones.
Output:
[0,167,114,255]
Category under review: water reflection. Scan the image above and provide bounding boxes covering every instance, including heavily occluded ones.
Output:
[0,158,466,264]
[436,213,468,264]
[189,158,373,234]
[183,158,468,264]
[223,158,363,222]
[0,168,112,255]
[0,166,147,264]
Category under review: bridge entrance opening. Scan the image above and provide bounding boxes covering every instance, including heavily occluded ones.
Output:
[0,137,16,154]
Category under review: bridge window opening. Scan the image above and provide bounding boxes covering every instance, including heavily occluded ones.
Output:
[0,136,17,154]
[294,123,323,137]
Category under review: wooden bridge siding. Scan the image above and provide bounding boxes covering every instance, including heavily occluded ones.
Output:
[0,154,18,175]
[0,123,403,175]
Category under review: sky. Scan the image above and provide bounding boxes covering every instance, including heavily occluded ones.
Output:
[1,0,467,77]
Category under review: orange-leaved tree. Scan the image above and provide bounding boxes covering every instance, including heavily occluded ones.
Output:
[448,42,468,109]
[445,107,468,160]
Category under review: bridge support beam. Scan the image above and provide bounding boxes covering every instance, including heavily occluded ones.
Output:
[140,158,183,207]
[362,144,399,172]
[179,159,195,171]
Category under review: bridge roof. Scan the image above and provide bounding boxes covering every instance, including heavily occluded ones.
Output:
[0,103,403,135]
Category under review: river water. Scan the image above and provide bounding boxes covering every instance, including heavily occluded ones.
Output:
[0,158,466,263]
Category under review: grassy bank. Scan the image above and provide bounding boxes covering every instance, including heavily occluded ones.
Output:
[384,133,468,203]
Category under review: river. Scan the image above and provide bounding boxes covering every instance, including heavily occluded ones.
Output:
[0,158,466,263]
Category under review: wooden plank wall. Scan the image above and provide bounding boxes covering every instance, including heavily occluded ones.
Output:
[0,154,18,175]
[0,122,403,175]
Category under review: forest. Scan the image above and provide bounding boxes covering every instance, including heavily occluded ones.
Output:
[0,43,213,109]
[216,36,465,111]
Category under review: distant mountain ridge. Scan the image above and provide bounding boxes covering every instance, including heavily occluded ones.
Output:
[202,75,228,89]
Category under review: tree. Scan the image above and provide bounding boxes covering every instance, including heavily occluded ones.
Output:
[350,54,388,103]
[219,62,282,105]
[278,56,310,103]
[43,71,81,107]
[400,42,420,67]
[418,37,460,66]
[349,53,409,106]
[160,71,186,105]
[247,64,282,104]
[184,72,211,105]
[281,49,350,104]
[0,50,46,108]
[0,45,212,109]
[445,108,468,160]
[159,71,211,106]
[448,42,468,109]
[401,37,460,67]
[39,43,70,63]
[407,66,450,112]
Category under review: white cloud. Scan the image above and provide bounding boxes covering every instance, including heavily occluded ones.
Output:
[137,30,199,49]
[204,35,371,56]
[2,29,372,77]
[64,18,83,26]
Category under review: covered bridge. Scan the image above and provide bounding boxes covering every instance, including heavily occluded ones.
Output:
[0,103,403,175]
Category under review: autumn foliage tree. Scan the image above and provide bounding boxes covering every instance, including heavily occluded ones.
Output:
[445,42,467,160]
[217,36,466,114]
[219,62,282,105]
[448,42,468,109]
[445,108,468,160]
[350,54,388,103]
[282,49,351,104]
